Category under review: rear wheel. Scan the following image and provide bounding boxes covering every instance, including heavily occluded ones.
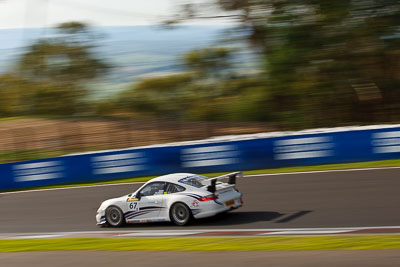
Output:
[170,202,192,226]
[105,206,124,227]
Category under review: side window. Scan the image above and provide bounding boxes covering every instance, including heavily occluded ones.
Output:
[139,182,166,197]
[166,183,186,194]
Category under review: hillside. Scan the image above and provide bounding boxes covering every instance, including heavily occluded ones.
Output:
[0,25,259,98]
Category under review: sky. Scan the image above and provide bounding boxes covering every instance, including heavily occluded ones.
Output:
[0,0,197,29]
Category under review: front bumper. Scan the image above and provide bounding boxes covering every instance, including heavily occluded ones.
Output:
[96,210,106,225]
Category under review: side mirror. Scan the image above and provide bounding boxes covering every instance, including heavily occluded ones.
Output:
[135,192,141,200]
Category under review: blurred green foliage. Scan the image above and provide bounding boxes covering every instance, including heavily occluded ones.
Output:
[2,1,400,131]
[111,47,264,121]
[0,22,109,116]
[183,47,232,78]
[140,0,400,129]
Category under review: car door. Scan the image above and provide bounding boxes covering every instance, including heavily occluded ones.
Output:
[157,182,187,218]
[125,182,166,222]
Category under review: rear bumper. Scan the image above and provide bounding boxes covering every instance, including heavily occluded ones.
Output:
[193,198,242,219]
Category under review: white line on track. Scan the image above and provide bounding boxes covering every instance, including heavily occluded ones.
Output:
[3,226,400,235]
[1,165,399,196]
[5,235,64,240]
[1,226,400,238]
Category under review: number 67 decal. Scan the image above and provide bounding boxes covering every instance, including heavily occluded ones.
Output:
[129,202,138,210]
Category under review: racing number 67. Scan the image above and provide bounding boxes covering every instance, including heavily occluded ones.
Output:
[129,202,138,210]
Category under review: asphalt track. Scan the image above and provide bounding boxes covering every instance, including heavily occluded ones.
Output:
[0,168,399,233]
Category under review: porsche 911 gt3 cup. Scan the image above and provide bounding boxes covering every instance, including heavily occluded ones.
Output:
[96,171,243,226]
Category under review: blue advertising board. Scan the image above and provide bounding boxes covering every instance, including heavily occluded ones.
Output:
[1,125,400,190]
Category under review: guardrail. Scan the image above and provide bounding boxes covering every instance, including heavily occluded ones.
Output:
[1,124,400,190]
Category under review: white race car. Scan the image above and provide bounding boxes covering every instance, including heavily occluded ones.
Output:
[96,171,243,226]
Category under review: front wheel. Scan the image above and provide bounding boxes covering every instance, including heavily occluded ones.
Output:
[105,206,124,227]
[170,202,192,226]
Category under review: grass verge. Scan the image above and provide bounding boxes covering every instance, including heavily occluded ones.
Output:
[1,235,400,252]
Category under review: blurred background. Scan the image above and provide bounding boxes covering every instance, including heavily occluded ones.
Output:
[0,0,400,163]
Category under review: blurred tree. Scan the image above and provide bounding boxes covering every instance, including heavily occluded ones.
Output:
[117,73,196,118]
[57,21,87,34]
[0,73,84,116]
[168,0,400,128]
[183,47,232,78]
[19,22,109,84]
[115,46,238,119]
[16,22,110,115]
[31,82,82,115]
[18,41,108,83]
[0,74,33,116]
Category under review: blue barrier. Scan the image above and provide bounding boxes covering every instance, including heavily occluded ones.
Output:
[1,125,400,190]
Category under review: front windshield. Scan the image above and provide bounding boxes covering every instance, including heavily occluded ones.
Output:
[178,175,208,188]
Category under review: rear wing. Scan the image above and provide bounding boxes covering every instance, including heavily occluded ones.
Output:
[207,171,243,193]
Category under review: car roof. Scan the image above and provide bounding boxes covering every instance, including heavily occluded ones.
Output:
[150,173,204,184]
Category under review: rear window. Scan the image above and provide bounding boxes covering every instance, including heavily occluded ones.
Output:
[166,183,186,193]
[178,175,208,188]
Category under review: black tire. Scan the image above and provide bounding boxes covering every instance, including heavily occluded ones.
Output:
[170,202,192,226]
[105,206,124,227]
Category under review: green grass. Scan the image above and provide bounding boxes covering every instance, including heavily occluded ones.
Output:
[0,235,400,252]
[2,158,400,193]
[0,116,30,122]
[244,159,400,174]
[0,150,66,164]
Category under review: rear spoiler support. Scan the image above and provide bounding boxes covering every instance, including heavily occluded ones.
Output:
[207,171,243,193]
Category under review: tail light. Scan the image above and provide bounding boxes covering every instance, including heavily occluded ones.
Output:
[197,194,218,201]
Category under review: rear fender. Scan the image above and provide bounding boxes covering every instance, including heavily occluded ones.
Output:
[165,194,198,214]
